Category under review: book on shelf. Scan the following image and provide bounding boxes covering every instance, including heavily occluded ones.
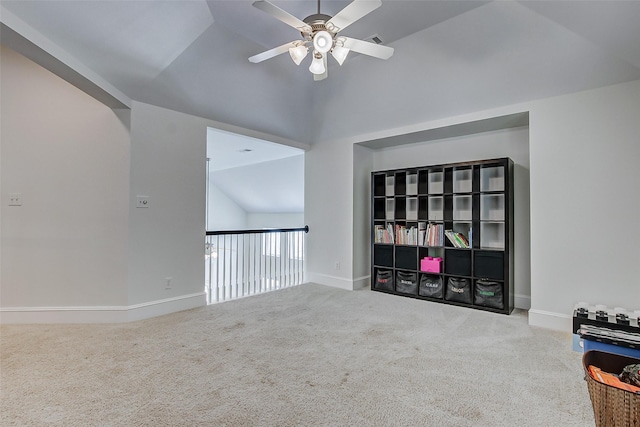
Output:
[418,222,427,246]
[395,224,419,245]
[374,224,395,244]
[456,232,469,247]
[444,230,470,248]
[422,222,443,247]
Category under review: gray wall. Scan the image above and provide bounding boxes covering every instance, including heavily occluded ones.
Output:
[1,46,130,308]
[305,138,356,289]
[207,182,248,231]
[127,101,207,307]
[527,80,640,328]
[305,79,640,330]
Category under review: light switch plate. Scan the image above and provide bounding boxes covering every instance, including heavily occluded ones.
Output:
[136,196,149,208]
[8,193,22,206]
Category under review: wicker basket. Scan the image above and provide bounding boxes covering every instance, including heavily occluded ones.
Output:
[583,350,640,426]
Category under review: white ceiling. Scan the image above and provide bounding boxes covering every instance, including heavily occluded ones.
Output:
[207,127,303,172]
[3,0,640,146]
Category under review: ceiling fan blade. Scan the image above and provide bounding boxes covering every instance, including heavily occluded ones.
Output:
[313,55,328,81]
[252,1,311,33]
[342,37,394,60]
[249,41,298,63]
[326,0,382,32]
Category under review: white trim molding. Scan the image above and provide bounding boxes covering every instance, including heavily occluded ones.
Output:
[514,294,531,310]
[305,272,358,291]
[352,275,370,290]
[528,308,572,332]
[0,292,206,324]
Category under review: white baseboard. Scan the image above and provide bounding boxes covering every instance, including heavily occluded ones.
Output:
[126,292,206,322]
[528,308,572,332]
[0,292,206,324]
[352,275,370,290]
[514,294,531,310]
[305,272,359,291]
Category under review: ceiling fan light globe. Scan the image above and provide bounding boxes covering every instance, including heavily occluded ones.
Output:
[331,46,350,66]
[309,54,326,75]
[289,45,308,65]
[313,31,333,54]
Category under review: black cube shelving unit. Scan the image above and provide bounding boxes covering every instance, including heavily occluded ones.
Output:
[371,157,515,314]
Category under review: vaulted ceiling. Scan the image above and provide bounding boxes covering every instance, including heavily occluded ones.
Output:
[2,0,640,145]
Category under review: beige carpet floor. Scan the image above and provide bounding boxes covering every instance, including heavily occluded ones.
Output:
[1,283,594,426]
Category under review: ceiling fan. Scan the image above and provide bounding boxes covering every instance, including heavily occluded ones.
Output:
[248,0,394,81]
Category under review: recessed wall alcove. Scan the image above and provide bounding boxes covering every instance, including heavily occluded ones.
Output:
[353,112,531,309]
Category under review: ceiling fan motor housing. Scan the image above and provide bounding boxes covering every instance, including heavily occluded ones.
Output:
[302,13,336,38]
